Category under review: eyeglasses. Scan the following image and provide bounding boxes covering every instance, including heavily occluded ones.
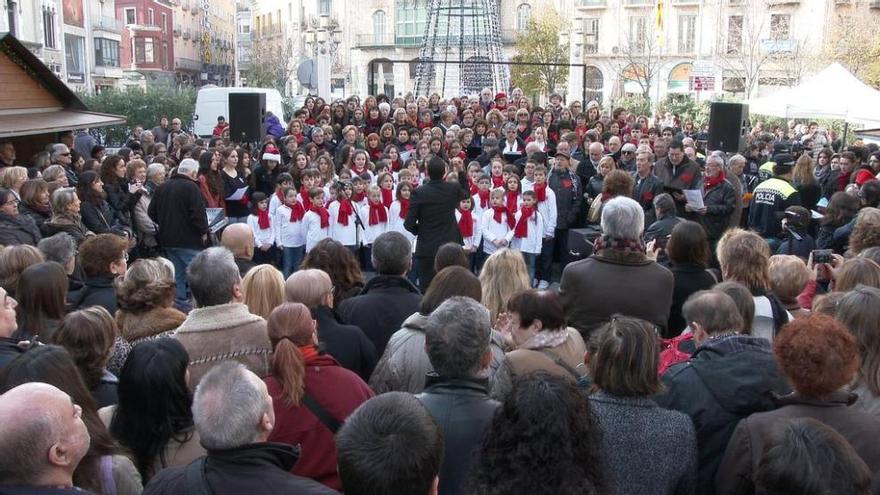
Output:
[2,199,18,207]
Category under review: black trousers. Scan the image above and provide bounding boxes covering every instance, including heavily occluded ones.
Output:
[415,255,436,292]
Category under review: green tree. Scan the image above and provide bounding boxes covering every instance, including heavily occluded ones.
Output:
[510,9,569,99]
[78,86,197,146]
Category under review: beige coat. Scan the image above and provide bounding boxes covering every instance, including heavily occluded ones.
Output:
[173,302,272,386]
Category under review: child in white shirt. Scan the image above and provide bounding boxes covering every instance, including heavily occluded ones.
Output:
[275,186,306,278]
[302,187,330,253]
[246,192,276,266]
[533,165,558,289]
[456,196,481,270]
[269,173,294,219]
[511,190,544,284]
[328,180,359,250]
[359,185,388,271]
[481,188,513,257]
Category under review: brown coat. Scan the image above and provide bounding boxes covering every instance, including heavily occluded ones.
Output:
[716,391,880,495]
[173,302,272,386]
[490,328,586,400]
[560,248,674,340]
[117,306,187,345]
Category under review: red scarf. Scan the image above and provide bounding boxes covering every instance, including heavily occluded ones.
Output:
[458,208,474,237]
[288,202,305,222]
[336,199,354,225]
[492,205,514,229]
[492,175,504,188]
[352,191,366,203]
[257,209,271,229]
[368,201,387,225]
[391,159,401,172]
[310,204,329,228]
[534,182,547,202]
[505,190,519,215]
[275,189,285,204]
[300,186,312,210]
[381,187,394,208]
[704,169,726,190]
[398,198,409,219]
[477,189,490,208]
[298,343,320,363]
[514,206,535,238]
[468,177,479,195]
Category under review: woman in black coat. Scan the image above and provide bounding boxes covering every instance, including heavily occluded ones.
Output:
[18,179,52,236]
[690,156,736,247]
[0,187,41,246]
[100,154,141,228]
[77,170,117,235]
[657,221,717,337]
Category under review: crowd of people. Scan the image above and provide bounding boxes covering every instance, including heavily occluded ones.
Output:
[1,87,880,495]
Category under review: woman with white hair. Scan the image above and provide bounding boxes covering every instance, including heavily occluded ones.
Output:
[132,163,166,255]
[560,196,674,341]
[690,153,737,248]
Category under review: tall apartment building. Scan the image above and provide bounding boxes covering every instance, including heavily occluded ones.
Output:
[116,0,175,88]
[170,0,235,87]
[2,0,123,92]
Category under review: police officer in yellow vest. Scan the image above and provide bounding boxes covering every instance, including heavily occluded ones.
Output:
[748,154,801,250]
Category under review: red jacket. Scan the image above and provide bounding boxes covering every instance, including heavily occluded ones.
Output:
[265,354,374,491]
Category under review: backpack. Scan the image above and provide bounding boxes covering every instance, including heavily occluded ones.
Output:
[659,333,693,375]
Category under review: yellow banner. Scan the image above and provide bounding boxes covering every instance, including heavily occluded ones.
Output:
[656,0,665,47]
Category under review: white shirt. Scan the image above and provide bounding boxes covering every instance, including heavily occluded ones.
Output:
[511,209,544,254]
[455,209,482,251]
[535,186,558,236]
[302,210,330,252]
[359,203,388,245]
[388,200,416,252]
[328,200,360,246]
[472,191,490,221]
[268,192,284,218]
[247,214,275,248]
[521,177,536,193]
[481,209,512,255]
[275,204,306,248]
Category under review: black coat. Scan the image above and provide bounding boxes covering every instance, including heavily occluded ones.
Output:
[104,180,138,226]
[222,171,250,218]
[337,275,421,357]
[667,263,717,337]
[17,204,51,237]
[252,163,283,196]
[633,173,665,227]
[548,167,582,230]
[68,275,118,315]
[0,213,41,246]
[699,179,737,241]
[655,335,789,495]
[79,200,115,235]
[148,174,208,250]
[644,215,683,243]
[142,443,336,495]
[405,174,469,259]
[314,305,377,382]
[0,336,26,372]
[416,376,500,495]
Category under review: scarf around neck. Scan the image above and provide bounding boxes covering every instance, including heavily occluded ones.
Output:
[492,205,514,229]
[534,182,547,202]
[458,208,474,237]
[398,198,409,219]
[257,209,271,229]
[310,204,329,228]
[288,202,305,222]
[336,199,354,225]
[381,187,394,208]
[368,201,387,225]
[704,169,726,190]
[514,206,535,238]
[593,235,646,255]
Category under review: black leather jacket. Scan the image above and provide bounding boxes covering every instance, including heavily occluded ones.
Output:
[416,375,500,495]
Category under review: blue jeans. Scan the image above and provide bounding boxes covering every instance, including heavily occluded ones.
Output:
[165,247,201,302]
[521,252,537,285]
[282,246,305,279]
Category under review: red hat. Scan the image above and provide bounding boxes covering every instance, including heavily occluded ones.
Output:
[495,92,507,101]
[265,144,279,154]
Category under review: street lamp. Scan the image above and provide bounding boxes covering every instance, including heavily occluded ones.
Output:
[302,14,341,98]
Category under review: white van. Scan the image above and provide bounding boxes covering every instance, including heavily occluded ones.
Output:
[193,87,285,138]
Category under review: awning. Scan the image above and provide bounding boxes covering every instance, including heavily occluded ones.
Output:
[0,109,127,138]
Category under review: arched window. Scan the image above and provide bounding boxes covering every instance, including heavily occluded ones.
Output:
[373,10,386,44]
[516,4,531,32]
[585,65,604,104]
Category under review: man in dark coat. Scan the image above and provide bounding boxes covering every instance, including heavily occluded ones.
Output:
[148,158,208,302]
[143,363,336,495]
[644,193,683,243]
[548,152,583,267]
[416,297,499,495]
[405,156,470,291]
[632,149,665,227]
[338,232,421,356]
[286,269,377,381]
[655,291,789,495]
[654,139,703,217]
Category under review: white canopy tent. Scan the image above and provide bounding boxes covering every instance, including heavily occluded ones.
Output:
[746,63,880,128]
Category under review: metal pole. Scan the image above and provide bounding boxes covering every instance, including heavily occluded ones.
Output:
[842,121,849,146]
[368,60,374,96]
[582,64,587,108]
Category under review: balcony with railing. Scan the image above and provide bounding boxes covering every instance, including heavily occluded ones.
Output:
[92,16,123,32]
[623,0,654,6]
